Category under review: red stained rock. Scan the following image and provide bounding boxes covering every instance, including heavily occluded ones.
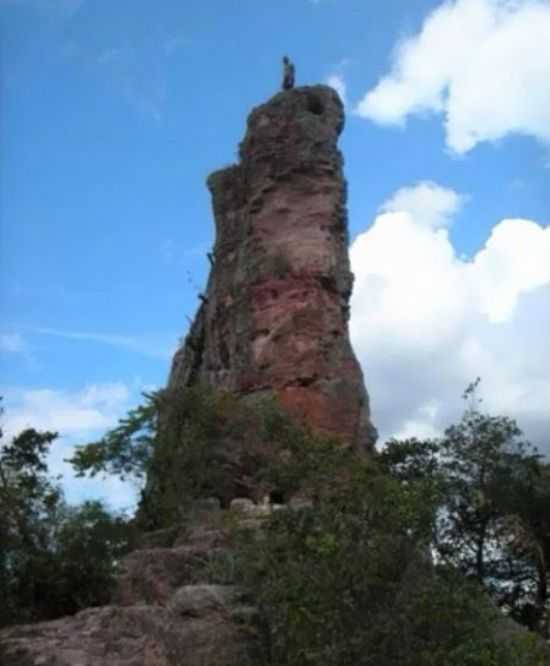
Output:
[169,85,377,450]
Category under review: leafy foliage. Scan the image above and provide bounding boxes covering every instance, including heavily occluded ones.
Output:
[233,432,547,666]
[70,393,158,481]
[0,402,136,627]
[70,385,325,529]
[67,382,550,659]
[380,380,550,638]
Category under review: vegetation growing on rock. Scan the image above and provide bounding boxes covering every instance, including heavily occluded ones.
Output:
[1,385,548,663]
[67,383,549,663]
[71,385,325,529]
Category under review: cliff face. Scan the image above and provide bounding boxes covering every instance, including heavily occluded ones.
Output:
[169,85,377,451]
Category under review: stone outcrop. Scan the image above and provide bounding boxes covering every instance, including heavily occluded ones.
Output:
[0,505,259,666]
[0,605,251,666]
[169,85,377,451]
[0,498,317,666]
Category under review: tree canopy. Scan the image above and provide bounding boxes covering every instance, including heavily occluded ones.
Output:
[0,401,136,627]
[380,380,550,638]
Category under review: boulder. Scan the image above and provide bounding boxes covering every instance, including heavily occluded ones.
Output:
[115,524,231,606]
[0,605,254,666]
[169,585,245,617]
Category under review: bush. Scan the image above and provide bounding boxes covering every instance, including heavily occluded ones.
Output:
[232,434,548,665]
[71,385,324,529]
[69,385,549,662]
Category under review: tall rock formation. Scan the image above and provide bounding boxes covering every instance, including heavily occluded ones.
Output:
[169,85,376,450]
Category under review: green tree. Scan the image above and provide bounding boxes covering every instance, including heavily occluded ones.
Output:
[0,417,61,625]
[380,380,549,637]
[46,500,135,616]
[0,402,135,627]
[66,386,550,661]
[235,433,547,666]
[69,385,320,529]
[69,392,158,481]
[488,458,550,636]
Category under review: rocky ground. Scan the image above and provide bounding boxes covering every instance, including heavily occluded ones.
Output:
[0,499,266,666]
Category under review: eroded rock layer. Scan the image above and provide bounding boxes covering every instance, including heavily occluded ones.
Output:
[169,85,376,450]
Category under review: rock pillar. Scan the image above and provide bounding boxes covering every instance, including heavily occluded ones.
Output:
[169,85,377,451]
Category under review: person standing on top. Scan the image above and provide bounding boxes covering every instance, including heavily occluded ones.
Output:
[282,56,295,90]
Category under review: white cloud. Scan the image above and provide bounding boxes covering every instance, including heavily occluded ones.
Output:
[2,382,130,438]
[356,0,550,153]
[47,434,139,511]
[1,382,139,509]
[350,182,550,453]
[392,401,442,440]
[326,73,348,107]
[0,332,26,354]
[473,219,550,322]
[380,181,466,229]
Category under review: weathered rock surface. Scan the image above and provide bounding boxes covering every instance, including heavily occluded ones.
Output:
[0,605,253,666]
[0,518,257,666]
[169,85,377,451]
[169,585,246,617]
[114,524,230,607]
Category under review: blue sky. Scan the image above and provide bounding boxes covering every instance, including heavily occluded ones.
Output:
[1,0,549,510]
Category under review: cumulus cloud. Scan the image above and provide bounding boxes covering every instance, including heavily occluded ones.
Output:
[1,383,138,509]
[356,0,550,153]
[380,181,466,229]
[2,382,130,438]
[349,182,550,453]
[473,219,550,322]
[326,73,348,107]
